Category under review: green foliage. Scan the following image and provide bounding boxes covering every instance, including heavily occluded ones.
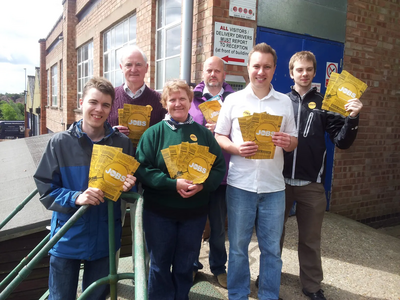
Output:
[16,103,25,115]
[0,102,24,121]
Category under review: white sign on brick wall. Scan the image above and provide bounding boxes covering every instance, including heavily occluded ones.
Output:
[213,22,254,66]
[229,0,256,20]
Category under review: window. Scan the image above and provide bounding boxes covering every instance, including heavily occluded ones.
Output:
[103,14,137,87]
[47,70,50,106]
[156,0,182,90]
[51,64,58,106]
[60,61,63,108]
[77,41,93,108]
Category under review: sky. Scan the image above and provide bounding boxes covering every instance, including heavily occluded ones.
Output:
[0,0,63,94]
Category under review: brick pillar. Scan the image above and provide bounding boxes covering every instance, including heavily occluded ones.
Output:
[64,0,78,127]
[39,39,47,135]
[137,0,157,89]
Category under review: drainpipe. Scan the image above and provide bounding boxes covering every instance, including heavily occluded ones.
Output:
[181,0,193,84]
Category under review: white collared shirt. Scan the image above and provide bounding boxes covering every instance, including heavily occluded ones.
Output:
[215,84,297,193]
[123,83,146,99]
[203,86,225,98]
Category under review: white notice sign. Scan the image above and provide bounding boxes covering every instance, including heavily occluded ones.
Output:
[214,22,254,66]
[229,0,256,20]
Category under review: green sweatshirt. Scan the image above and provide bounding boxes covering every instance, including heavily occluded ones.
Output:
[135,120,226,220]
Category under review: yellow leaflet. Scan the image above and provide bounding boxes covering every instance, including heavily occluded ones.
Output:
[322,70,368,117]
[162,142,216,184]
[239,112,282,159]
[88,145,139,201]
[161,147,179,179]
[198,100,222,123]
[120,104,152,146]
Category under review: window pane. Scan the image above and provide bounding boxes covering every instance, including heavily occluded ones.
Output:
[111,51,115,71]
[165,0,181,25]
[89,60,93,77]
[123,20,128,44]
[115,47,123,69]
[104,53,109,73]
[83,45,88,61]
[104,31,111,52]
[166,25,181,57]
[157,30,164,59]
[165,56,180,82]
[115,23,123,48]
[156,61,164,90]
[157,0,164,28]
[115,72,123,87]
[129,15,137,42]
[89,42,93,59]
[83,62,88,77]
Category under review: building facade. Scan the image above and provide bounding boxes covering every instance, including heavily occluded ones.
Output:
[40,0,400,227]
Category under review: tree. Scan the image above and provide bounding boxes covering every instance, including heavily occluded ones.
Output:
[1,103,18,120]
[16,103,25,116]
[0,102,24,121]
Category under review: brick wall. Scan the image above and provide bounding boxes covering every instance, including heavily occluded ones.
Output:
[192,0,255,84]
[330,0,400,227]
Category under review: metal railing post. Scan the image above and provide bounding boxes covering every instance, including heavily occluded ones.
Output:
[0,189,38,230]
[134,196,147,300]
[0,205,89,300]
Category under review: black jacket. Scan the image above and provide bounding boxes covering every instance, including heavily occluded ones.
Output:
[283,87,359,183]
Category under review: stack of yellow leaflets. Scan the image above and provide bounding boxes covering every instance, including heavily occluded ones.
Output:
[198,95,222,122]
[88,144,140,201]
[118,104,153,146]
[238,112,283,159]
[161,142,217,184]
[322,70,368,117]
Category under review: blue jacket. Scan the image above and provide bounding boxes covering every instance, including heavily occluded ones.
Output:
[34,120,134,260]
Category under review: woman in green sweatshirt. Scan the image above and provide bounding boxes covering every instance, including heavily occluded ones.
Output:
[135,79,226,300]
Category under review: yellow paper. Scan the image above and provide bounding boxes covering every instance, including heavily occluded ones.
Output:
[161,142,216,184]
[322,70,368,117]
[119,104,152,146]
[198,99,222,123]
[88,144,139,201]
[238,112,283,159]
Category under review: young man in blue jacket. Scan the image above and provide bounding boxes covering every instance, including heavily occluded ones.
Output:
[34,77,136,300]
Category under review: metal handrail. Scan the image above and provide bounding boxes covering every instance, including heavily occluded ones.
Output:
[0,189,38,230]
[0,233,50,291]
[0,204,90,300]
[0,191,146,300]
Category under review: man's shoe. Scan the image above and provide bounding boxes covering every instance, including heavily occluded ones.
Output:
[216,273,227,288]
[255,275,259,288]
[302,289,326,300]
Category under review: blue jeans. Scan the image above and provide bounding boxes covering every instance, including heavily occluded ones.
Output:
[226,185,285,300]
[48,255,110,300]
[143,210,207,300]
[193,185,227,276]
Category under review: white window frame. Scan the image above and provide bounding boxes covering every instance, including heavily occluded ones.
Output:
[60,60,63,109]
[77,41,93,108]
[155,0,182,90]
[47,70,50,106]
[51,64,58,107]
[103,14,137,88]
